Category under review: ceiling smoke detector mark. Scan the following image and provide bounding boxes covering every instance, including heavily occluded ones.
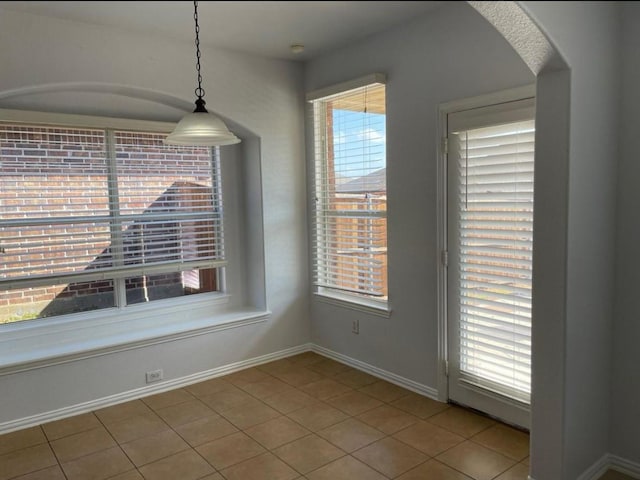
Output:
[290,44,305,54]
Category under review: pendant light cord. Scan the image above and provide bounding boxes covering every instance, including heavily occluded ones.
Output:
[193,0,206,108]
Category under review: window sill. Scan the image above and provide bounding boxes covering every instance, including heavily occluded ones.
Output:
[314,291,391,318]
[0,295,270,375]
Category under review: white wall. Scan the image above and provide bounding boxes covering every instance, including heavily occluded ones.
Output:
[611,1,640,465]
[514,2,621,478]
[305,3,533,392]
[0,8,309,425]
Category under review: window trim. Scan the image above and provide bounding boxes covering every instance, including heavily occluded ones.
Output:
[308,75,389,308]
[0,108,269,373]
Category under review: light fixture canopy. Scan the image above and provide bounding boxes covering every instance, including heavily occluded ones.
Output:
[165,1,240,147]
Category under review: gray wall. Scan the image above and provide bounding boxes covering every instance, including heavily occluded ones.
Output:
[522,2,621,478]
[612,1,640,464]
[0,7,309,425]
[306,3,533,393]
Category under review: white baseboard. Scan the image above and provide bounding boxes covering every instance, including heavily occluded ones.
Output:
[609,454,640,479]
[0,343,312,435]
[577,454,611,480]
[311,344,440,400]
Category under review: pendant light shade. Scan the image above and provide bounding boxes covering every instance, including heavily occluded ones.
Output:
[165,1,241,147]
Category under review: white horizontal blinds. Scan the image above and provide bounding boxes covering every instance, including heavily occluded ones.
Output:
[114,131,224,274]
[453,118,535,402]
[0,125,225,292]
[0,124,112,287]
[313,83,387,298]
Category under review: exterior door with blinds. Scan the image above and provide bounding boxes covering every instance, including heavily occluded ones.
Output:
[446,98,535,429]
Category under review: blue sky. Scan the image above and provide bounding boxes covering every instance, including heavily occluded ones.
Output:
[332,109,386,178]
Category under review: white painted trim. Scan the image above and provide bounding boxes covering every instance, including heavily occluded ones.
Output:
[313,292,391,318]
[577,453,611,480]
[436,84,537,410]
[311,344,439,400]
[0,308,271,376]
[0,342,311,435]
[0,107,176,132]
[609,454,640,479]
[574,453,640,480]
[306,73,386,102]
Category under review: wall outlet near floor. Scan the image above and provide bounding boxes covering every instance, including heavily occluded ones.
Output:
[352,319,359,334]
[145,369,163,384]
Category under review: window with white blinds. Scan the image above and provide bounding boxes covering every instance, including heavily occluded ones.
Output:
[452,118,534,402]
[310,81,387,301]
[0,123,224,322]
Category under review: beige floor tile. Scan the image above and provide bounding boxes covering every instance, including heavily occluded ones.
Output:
[357,404,420,435]
[174,414,238,447]
[107,471,144,480]
[287,403,349,432]
[494,462,530,480]
[42,413,102,441]
[286,352,325,367]
[397,459,474,479]
[199,386,261,413]
[358,380,410,402]
[137,449,214,480]
[10,465,66,480]
[334,369,379,388]
[240,377,295,399]
[436,441,515,480]
[224,367,273,386]
[105,412,168,444]
[0,427,46,456]
[184,377,234,398]
[306,455,387,480]
[317,418,385,453]
[391,392,450,419]
[273,434,345,474]
[94,400,152,425]
[262,389,319,414]
[429,406,496,438]
[121,429,189,466]
[155,399,216,428]
[141,388,194,411]
[393,420,465,456]
[221,452,299,480]
[245,416,310,449]
[300,378,353,400]
[327,391,383,416]
[471,424,530,461]
[199,474,225,480]
[271,367,326,387]
[308,359,353,377]
[61,446,133,480]
[258,359,299,375]
[0,444,57,480]
[221,401,281,429]
[352,436,428,478]
[522,456,530,466]
[196,431,265,470]
[50,426,116,463]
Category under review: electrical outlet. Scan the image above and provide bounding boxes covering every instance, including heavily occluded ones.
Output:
[352,319,359,334]
[146,369,163,384]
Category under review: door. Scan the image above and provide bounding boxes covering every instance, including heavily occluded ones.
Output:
[446,98,535,429]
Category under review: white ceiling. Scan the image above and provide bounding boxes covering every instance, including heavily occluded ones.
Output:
[0,1,444,61]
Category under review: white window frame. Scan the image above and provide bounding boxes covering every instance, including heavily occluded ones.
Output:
[0,108,269,373]
[307,74,391,316]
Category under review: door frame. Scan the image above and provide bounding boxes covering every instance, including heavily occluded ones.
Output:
[436,84,537,407]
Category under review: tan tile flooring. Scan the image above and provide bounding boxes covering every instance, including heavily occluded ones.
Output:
[0,352,632,480]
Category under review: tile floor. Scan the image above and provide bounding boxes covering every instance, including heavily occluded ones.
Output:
[0,352,631,480]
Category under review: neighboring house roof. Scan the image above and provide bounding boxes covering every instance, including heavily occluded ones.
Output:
[336,168,386,193]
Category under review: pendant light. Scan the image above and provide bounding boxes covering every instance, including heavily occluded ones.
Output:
[165,0,240,146]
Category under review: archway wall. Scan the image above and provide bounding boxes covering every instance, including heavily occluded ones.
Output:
[518,3,620,479]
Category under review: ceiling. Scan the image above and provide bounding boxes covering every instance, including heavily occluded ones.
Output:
[0,1,444,61]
